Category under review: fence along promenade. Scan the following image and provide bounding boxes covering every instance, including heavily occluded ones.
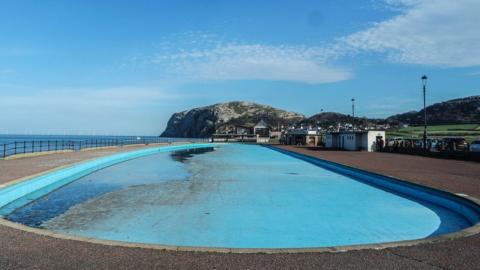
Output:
[0,137,211,159]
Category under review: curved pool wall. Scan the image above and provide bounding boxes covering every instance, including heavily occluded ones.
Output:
[267,146,480,226]
[0,143,216,216]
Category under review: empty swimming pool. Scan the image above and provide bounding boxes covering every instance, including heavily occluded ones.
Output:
[1,143,479,249]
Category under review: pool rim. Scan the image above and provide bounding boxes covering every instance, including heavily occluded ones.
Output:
[0,143,479,254]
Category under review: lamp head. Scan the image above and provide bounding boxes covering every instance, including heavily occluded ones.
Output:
[421,75,428,86]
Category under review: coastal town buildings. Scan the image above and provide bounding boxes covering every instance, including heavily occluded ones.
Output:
[213,119,273,143]
[213,119,386,151]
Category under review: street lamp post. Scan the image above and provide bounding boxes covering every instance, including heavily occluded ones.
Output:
[422,75,428,150]
[351,98,355,130]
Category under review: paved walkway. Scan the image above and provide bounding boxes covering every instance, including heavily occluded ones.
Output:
[0,145,479,269]
[275,146,480,198]
[0,145,161,185]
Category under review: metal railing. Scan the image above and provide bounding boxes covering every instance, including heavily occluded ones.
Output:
[0,137,211,159]
[380,145,480,162]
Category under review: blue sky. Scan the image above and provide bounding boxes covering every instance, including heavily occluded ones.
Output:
[0,0,479,135]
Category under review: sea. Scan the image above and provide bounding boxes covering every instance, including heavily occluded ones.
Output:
[0,134,161,145]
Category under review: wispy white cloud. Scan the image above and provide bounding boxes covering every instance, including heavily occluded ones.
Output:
[124,1,479,85]
[342,0,480,67]
[150,34,352,84]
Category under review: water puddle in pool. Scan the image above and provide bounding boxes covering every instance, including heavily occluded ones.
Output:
[6,147,214,227]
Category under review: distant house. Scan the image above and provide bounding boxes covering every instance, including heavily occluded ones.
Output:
[254,120,270,137]
[283,128,324,146]
[325,130,385,152]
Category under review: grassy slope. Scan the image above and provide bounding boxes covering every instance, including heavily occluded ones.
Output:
[387,124,480,142]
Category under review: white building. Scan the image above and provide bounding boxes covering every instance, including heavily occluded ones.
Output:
[325,130,386,152]
[283,128,324,146]
[253,119,269,137]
